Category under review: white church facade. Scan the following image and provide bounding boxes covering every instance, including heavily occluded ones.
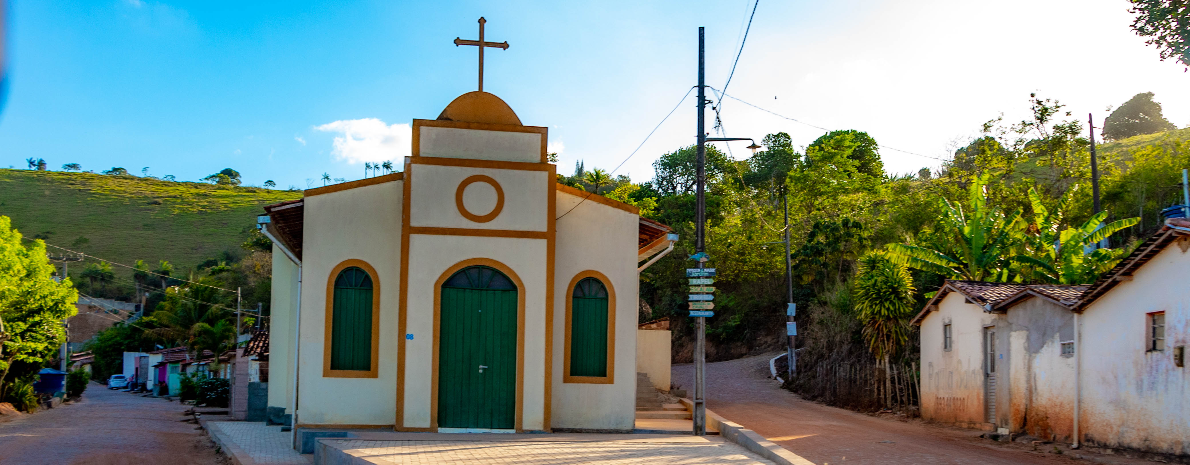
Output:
[259,91,675,433]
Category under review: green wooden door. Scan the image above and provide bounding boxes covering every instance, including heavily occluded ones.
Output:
[438,266,518,429]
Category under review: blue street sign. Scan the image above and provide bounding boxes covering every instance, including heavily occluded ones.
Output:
[787,303,796,316]
[689,302,714,310]
[689,310,715,318]
[786,322,797,336]
[689,252,710,262]
[686,268,717,277]
[688,294,714,301]
[688,278,714,285]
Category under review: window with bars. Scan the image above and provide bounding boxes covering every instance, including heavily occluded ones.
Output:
[331,266,374,371]
[1149,312,1165,352]
[570,277,609,378]
[1061,341,1074,357]
[943,324,952,351]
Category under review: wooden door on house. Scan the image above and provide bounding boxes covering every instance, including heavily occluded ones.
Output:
[983,327,996,424]
[437,265,518,430]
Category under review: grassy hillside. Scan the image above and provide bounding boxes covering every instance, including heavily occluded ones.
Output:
[1098,126,1190,159]
[0,169,301,279]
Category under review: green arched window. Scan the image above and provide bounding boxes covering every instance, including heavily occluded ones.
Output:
[330,266,373,371]
[570,277,609,377]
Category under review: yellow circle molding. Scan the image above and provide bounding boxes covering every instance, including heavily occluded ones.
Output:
[455,175,505,223]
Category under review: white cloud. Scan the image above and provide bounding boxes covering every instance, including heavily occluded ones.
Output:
[295,136,306,146]
[234,148,241,155]
[547,140,565,155]
[315,118,411,164]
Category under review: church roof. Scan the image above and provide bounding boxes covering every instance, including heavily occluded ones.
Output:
[437,91,522,126]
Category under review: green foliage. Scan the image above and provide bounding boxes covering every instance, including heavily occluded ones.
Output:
[203,168,242,186]
[853,252,916,362]
[792,218,868,286]
[102,167,129,176]
[1104,92,1177,141]
[651,144,733,196]
[1014,187,1139,284]
[66,369,89,398]
[0,216,79,399]
[197,377,229,407]
[1129,1,1190,68]
[582,168,612,194]
[807,130,884,179]
[178,372,200,401]
[61,163,82,172]
[85,323,154,382]
[4,380,38,412]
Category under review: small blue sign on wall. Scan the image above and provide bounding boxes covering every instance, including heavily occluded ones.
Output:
[689,310,715,318]
[786,322,797,336]
[787,303,796,316]
[406,334,414,340]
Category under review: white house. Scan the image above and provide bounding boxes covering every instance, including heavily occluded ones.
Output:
[259,91,675,433]
[915,218,1190,456]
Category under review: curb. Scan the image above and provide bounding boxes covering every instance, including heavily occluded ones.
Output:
[769,354,785,384]
[679,399,814,465]
[199,417,255,465]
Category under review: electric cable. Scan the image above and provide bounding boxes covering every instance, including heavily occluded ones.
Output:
[26,237,239,293]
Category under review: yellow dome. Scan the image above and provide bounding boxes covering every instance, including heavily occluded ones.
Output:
[437,91,522,126]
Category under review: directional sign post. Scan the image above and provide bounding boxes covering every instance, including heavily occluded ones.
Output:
[689,286,715,293]
[689,310,715,318]
[688,278,714,285]
[686,268,717,277]
[688,301,714,310]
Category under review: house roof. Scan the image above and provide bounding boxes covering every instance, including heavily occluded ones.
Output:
[1073,218,1190,311]
[910,280,1027,326]
[991,284,1088,311]
[148,346,187,355]
[244,326,269,357]
[262,184,675,261]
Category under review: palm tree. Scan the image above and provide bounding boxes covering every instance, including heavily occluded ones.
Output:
[382,161,394,174]
[582,168,612,194]
[149,279,230,357]
[321,173,331,186]
[1013,187,1138,284]
[25,158,37,169]
[886,175,1024,281]
[154,260,173,289]
[853,251,916,408]
[364,162,373,178]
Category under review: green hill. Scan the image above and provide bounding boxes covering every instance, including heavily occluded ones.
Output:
[0,169,301,280]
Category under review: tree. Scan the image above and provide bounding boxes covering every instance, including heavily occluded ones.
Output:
[1103,92,1177,140]
[0,216,79,399]
[1129,0,1190,69]
[807,130,883,179]
[61,163,82,172]
[263,180,276,188]
[154,260,173,290]
[203,168,242,186]
[853,251,916,408]
[886,175,1024,281]
[102,167,129,176]
[148,280,229,357]
[80,262,115,293]
[321,173,331,186]
[364,162,373,178]
[582,168,613,194]
[1013,187,1139,284]
[743,132,798,190]
[381,161,394,174]
[25,158,36,170]
[651,145,733,195]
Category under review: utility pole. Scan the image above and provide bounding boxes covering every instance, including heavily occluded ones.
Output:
[1089,114,1101,215]
[693,26,708,437]
[236,287,242,340]
[783,186,795,379]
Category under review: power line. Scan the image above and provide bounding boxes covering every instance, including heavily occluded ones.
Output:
[90,272,264,319]
[711,89,950,162]
[23,237,238,293]
[720,0,759,100]
[556,86,697,221]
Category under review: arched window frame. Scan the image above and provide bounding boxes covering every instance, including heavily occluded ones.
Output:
[323,259,381,378]
[564,270,616,384]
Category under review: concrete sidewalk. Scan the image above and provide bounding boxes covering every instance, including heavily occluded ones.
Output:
[206,421,312,465]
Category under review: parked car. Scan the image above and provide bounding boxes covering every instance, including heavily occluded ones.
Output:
[108,375,129,389]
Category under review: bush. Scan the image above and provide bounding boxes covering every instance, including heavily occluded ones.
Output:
[4,381,39,413]
[197,377,229,407]
[66,369,89,398]
[178,373,200,401]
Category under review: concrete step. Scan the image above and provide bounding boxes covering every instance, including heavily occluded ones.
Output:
[634,410,692,420]
[662,403,686,411]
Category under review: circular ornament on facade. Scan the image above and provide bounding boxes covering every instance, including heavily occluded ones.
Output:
[455,175,505,223]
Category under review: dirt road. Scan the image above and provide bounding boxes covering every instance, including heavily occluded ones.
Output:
[0,382,224,465]
[674,353,1085,465]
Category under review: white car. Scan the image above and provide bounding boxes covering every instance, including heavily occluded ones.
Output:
[108,375,129,389]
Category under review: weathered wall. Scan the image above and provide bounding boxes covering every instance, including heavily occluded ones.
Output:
[266,242,299,416]
[298,179,403,426]
[636,330,671,391]
[1005,298,1075,440]
[1080,239,1190,455]
[920,292,1002,427]
[550,189,639,431]
[419,127,542,163]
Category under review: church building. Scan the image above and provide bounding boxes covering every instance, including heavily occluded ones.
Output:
[258,90,675,433]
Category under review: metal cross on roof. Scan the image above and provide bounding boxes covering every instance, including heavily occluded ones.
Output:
[454,17,509,92]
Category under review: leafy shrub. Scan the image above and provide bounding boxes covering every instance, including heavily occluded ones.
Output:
[66,369,90,398]
[178,373,201,401]
[5,381,38,413]
[197,377,229,407]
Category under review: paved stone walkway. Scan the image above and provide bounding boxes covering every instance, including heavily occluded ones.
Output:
[207,421,311,464]
[322,436,771,464]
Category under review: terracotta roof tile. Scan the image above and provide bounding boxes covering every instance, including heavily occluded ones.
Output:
[947,281,1028,306]
[244,326,269,357]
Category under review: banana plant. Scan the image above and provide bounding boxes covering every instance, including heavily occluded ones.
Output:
[1013,187,1138,284]
[886,175,1025,282]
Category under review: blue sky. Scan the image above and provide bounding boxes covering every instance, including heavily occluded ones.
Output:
[1,0,1187,188]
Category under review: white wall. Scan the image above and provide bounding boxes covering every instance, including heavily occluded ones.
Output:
[1004,298,1075,440]
[298,180,403,426]
[637,330,671,391]
[419,127,542,163]
[267,242,299,415]
[550,189,638,431]
[1080,240,1190,455]
[920,292,1003,427]
[408,164,549,232]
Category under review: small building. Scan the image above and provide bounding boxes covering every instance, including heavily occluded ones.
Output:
[68,351,94,373]
[259,90,675,433]
[915,218,1190,456]
[68,297,137,352]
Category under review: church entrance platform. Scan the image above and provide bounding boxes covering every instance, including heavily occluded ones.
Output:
[312,432,772,464]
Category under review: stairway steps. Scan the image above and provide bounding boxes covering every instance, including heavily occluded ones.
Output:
[635,410,692,420]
